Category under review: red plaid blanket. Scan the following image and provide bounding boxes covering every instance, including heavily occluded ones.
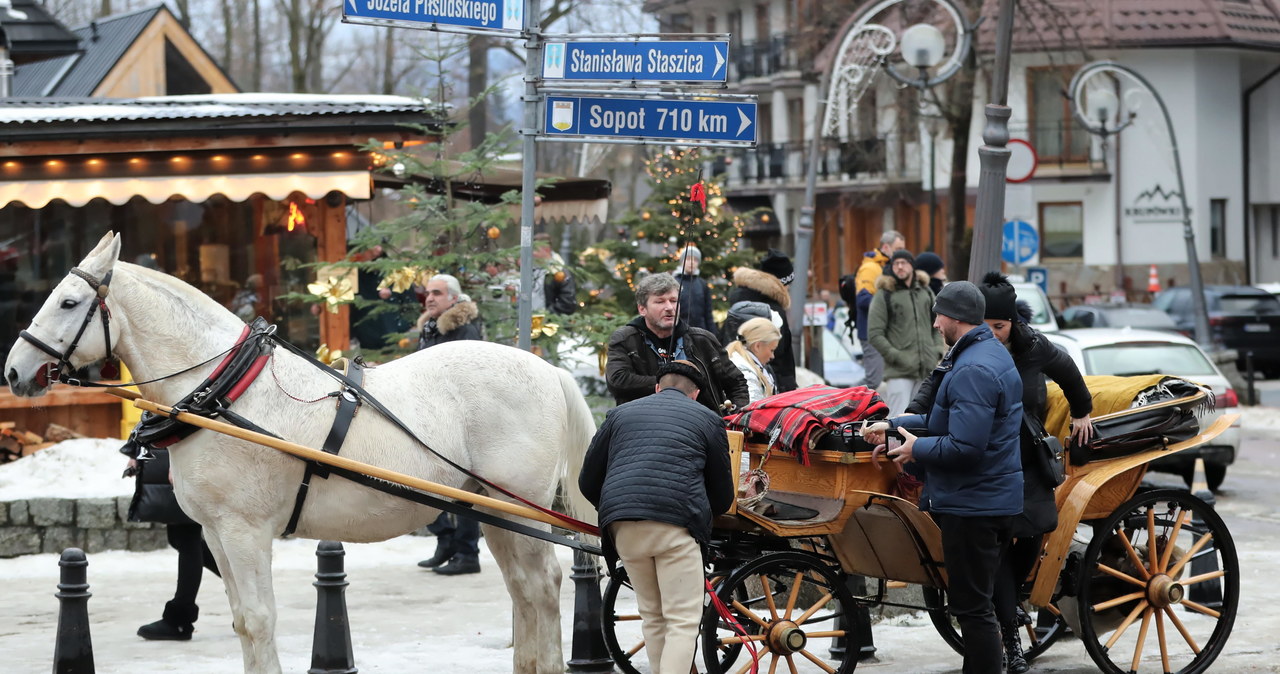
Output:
[723,385,888,465]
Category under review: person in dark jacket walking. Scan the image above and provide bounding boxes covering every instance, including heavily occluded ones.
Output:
[123,446,220,641]
[415,272,484,575]
[607,273,749,413]
[863,281,1023,674]
[673,245,716,332]
[580,360,734,674]
[727,249,797,392]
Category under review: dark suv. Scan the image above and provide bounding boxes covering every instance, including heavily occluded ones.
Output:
[1154,285,1280,377]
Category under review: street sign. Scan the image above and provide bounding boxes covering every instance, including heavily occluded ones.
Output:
[542,41,729,82]
[1001,220,1039,266]
[342,0,523,34]
[543,96,756,144]
[1027,266,1048,294]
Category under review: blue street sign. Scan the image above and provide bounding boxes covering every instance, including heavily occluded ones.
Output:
[1027,266,1048,294]
[542,41,729,82]
[1001,220,1039,266]
[544,96,756,144]
[342,0,522,33]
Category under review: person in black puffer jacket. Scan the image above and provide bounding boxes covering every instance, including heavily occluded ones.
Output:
[607,273,749,413]
[906,273,1094,673]
[727,249,797,392]
[580,360,734,674]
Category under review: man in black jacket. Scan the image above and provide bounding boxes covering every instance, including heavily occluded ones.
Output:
[580,360,734,674]
[607,273,749,413]
[728,249,797,392]
[415,273,484,575]
[673,245,716,332]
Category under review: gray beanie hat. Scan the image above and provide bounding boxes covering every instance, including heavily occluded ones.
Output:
[933,281,986,325]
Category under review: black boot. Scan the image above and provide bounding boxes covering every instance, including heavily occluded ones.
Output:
[418,536,456,569]
[1002,622,1029,674]
[138,600,197,641]
[433,554,480,576]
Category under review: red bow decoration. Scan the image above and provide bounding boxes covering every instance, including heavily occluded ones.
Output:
[689,182,707,212]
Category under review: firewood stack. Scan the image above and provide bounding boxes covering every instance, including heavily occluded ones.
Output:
[0,422,72,463]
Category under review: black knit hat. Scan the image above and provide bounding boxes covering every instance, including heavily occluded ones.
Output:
[657,359,707,391]
[979,272,1018,321]
[933,281,986,325]
[889,249,915,267]
[757,249,795,285]
[915,252,944,277]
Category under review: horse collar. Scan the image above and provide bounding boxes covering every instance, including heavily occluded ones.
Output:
[18,266,116,384]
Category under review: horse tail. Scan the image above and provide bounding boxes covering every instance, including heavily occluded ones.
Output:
[555,367,598,527]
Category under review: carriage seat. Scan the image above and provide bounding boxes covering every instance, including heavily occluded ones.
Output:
[739,490,844,526]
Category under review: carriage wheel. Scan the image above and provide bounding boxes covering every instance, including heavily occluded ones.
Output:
[603,568,741,674]
[702,551,857,674]
[1077,489,1238,674]
[923,587,1067,661]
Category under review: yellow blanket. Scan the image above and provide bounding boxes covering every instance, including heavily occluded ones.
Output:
[1044,374,1175,441]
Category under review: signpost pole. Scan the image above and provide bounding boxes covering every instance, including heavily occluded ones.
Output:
[518,0,541,351]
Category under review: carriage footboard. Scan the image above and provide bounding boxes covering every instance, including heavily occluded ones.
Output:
[830,490,947,588]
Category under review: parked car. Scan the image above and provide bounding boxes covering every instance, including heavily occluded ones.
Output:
[1153,285,1280,377]
[1255,282,1280,298]
[1043,328,1240,491]
[819,327,865,388]
[1060,304,1180,332]
[1012,282,1060,332]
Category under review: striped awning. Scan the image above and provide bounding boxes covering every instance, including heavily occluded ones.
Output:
[0,170,372,209]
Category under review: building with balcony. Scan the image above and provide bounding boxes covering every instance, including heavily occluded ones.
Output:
[645,0,1280,301]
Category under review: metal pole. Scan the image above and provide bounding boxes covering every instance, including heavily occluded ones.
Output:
[566,545,613,672]
[1162,98,1212,349]
[309,541,357,674]
[967,0,1016,280]
[53,548,94,674]
[790,72,831,368]
[517,0,542,351]
[928,124,937,252]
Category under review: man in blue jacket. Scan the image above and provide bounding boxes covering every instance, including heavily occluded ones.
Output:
[864,280,1023,674]
[580,360,734,674]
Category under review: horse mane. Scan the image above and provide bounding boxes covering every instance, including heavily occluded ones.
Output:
[115,261,240,322]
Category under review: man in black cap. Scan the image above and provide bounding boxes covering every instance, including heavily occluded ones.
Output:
[867,249,944,416]
[580,359,734,674]
[727,249,796,392]
[863,280,1023,674]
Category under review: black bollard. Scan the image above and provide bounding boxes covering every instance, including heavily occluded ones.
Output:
[53,548,94,674]
[829,575,876,662]
[1246,351,1257,406]
[566,545,613,673]
[309,541,357,674]
[1188,483,1224,610]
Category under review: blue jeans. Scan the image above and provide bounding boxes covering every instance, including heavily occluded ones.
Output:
[426,511,480,557]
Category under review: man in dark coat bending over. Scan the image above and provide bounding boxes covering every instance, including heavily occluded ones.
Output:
[580,360,734,674]
[863,281,1023,674]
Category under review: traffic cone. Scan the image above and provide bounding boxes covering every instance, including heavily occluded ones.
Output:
[1147,265,1161,293]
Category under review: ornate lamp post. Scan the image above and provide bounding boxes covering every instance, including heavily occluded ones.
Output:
[791,0,971,363]
[1067,61,1211,348]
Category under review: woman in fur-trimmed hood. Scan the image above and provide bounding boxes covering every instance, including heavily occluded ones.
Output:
[727,249,796,392]
[416,274,483,351]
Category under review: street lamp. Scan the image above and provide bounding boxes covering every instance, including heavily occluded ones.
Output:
[1067,61,1212,349]
[791,0,971,364]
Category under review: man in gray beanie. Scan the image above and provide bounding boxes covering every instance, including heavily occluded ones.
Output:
[863,279,1024,674]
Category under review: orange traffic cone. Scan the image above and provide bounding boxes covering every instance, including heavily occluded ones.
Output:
[1147,265,1161,293]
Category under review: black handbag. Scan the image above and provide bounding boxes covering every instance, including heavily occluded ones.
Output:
[1024,415,1066,486]
[127,450,197,526]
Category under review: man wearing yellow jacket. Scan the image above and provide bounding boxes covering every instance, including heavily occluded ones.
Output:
[854,230,905,388]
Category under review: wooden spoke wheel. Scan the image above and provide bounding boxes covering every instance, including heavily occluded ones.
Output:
[923,587,1067,662]
[603,568,741,674]
[1078,489,1238,674]
[702,551,857,674]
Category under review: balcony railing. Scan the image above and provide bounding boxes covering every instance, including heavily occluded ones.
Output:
[731,34,800,81]
[713,134,921,188]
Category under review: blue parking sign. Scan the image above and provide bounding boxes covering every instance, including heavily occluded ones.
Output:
[1027,267,1048,294]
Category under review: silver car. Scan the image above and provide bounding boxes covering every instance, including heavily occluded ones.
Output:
[1043,328,1241,492]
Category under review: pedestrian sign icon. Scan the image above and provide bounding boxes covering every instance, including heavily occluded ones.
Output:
[551,101,575,131]
[543,43,566,79]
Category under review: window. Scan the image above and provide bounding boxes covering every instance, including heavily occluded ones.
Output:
[757,102,772,144]
[1210,198,1226,257]
[728,10,742,41]
[1027,67,1089,163]
[1038,202,1084,258]
[660,13,692,33]
[787,97,805,144]
[755,3,770,41]
[705,14,716,34]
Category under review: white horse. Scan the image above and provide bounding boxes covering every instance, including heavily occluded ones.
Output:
[4,232,597,674]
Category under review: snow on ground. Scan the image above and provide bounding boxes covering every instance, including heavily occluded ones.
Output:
[0,438,132,500]
[1240,405,1280,431]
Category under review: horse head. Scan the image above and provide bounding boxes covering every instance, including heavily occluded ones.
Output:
[6,231,125,397]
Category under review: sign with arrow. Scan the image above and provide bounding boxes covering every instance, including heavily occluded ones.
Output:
[342,0,523,34]
[543,96,756,144]
[542,40,729,82]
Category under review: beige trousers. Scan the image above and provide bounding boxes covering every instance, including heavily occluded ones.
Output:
[610,520,705,674]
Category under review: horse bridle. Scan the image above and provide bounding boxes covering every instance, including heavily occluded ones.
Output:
[19,267,117,384]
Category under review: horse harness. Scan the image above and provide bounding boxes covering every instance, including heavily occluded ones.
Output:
[19,267,119,384]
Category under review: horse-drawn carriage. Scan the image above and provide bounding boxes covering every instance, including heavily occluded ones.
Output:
[4,233,1240,674]
[601,380,1238,674]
